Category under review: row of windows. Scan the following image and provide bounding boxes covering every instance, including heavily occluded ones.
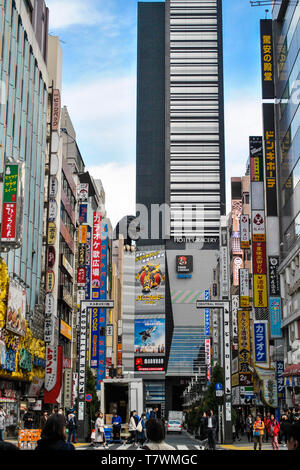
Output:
[281,103,300,162]
[60,204,76,239]
[277,2,300,78]
[61,171,76,211]
[282,157,300,208]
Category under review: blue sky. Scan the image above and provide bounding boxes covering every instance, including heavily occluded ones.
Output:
[46,0,267,226]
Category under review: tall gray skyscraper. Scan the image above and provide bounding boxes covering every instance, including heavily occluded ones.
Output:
[135,0,225,413]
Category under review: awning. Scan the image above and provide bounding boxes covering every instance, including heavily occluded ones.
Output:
[283,364,300,377]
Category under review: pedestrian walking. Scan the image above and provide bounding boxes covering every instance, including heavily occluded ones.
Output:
[94,412,108,448]
[200,412,207,441]
[66,409,77,444]
[0,406,7,442]
[253,415,265,451]
[207,410,217,450]
[126,411,138,447]
[245,414,253,443]
[267,414,280,450]
[285,421,300,450]
[280,413,289,447]
[35,414,75,451]
[263,413,270,442]
[142,419,175,450]
[40,411,48,431]
[112,413,122,442]
[149,407,159,419]
[23,409,34,430]
[136,413,147,448]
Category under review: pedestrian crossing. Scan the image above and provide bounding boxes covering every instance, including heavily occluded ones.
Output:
[86,443,206,451]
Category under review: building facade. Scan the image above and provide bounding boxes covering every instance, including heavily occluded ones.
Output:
[136,0,225,415]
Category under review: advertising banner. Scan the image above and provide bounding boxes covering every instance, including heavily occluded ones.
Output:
[253,242,267,275]
[240,215,250,249]
[135,356,165,372]
[176,255,193,276]
[252,211,266,242]
[97,336,106,383]
[263,103,277,216]
[239,269,249,308]
[90,213,102,370]
[250,137,264,182]
[134,318,165,354]
[238,310,252,385]
[205,290,210,336]
[253,274,268,308]
[44,346,63,404]
[270,297,282,338]
[77,183,89,202]
[254,321,269,364]
[79,204,88,224]
[256,366,277,408]
[232,295,239,350]
[268,256,280,296]
[1,204,17,242]
[260,20,275,99]
[233,256,243,287]
[6,278,26,337]
[96,222,108,387]
[276,361,285,400]
[78,225,87,244]
[135,250,165,313]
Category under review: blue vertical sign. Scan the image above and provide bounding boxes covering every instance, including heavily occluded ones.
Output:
[96,222,108,390]
[270,297,282,338]
[254,322,268,363]
[205,290,210,336]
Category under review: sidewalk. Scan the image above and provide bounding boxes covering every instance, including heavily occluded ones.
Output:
[219,436,288,451]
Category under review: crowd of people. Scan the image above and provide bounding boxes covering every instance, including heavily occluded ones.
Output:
[231,408,300,451]
[91,406,174,450]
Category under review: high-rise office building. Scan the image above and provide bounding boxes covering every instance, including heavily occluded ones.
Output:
[136,0,225,414]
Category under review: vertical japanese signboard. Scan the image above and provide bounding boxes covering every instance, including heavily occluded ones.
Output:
[260,19,275,99]
[239,269,249,308]
[205,290,210,336]
[240,215,250,249]
[238,310,252,386]
[97,222,108,387]
[1,163,20,243]
[250,137,264,182]
[253,321,269,365]
[90,213,102,370]
[263,103,277,216]
[44,346,63,404]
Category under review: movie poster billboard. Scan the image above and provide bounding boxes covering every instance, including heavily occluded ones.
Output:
[135,250,165,313]
[6,278,26,337]
[134,318,165,354]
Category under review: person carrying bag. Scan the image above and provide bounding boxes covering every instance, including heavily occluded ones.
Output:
[253,415,265,451]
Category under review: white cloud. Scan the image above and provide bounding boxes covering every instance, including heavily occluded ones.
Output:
[62,74,136,163]
[224,89,262,211]
[47,0,108,30]
[87,162,136,229]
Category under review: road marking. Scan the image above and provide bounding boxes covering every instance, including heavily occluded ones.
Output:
[116,443,132,450]
[176,445,189,450]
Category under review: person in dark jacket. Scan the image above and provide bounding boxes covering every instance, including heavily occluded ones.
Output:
[149,407,159,419]
[35,414,75,451]
[206,410,217,450]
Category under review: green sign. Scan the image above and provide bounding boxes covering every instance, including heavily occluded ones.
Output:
[3,164,19,203]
